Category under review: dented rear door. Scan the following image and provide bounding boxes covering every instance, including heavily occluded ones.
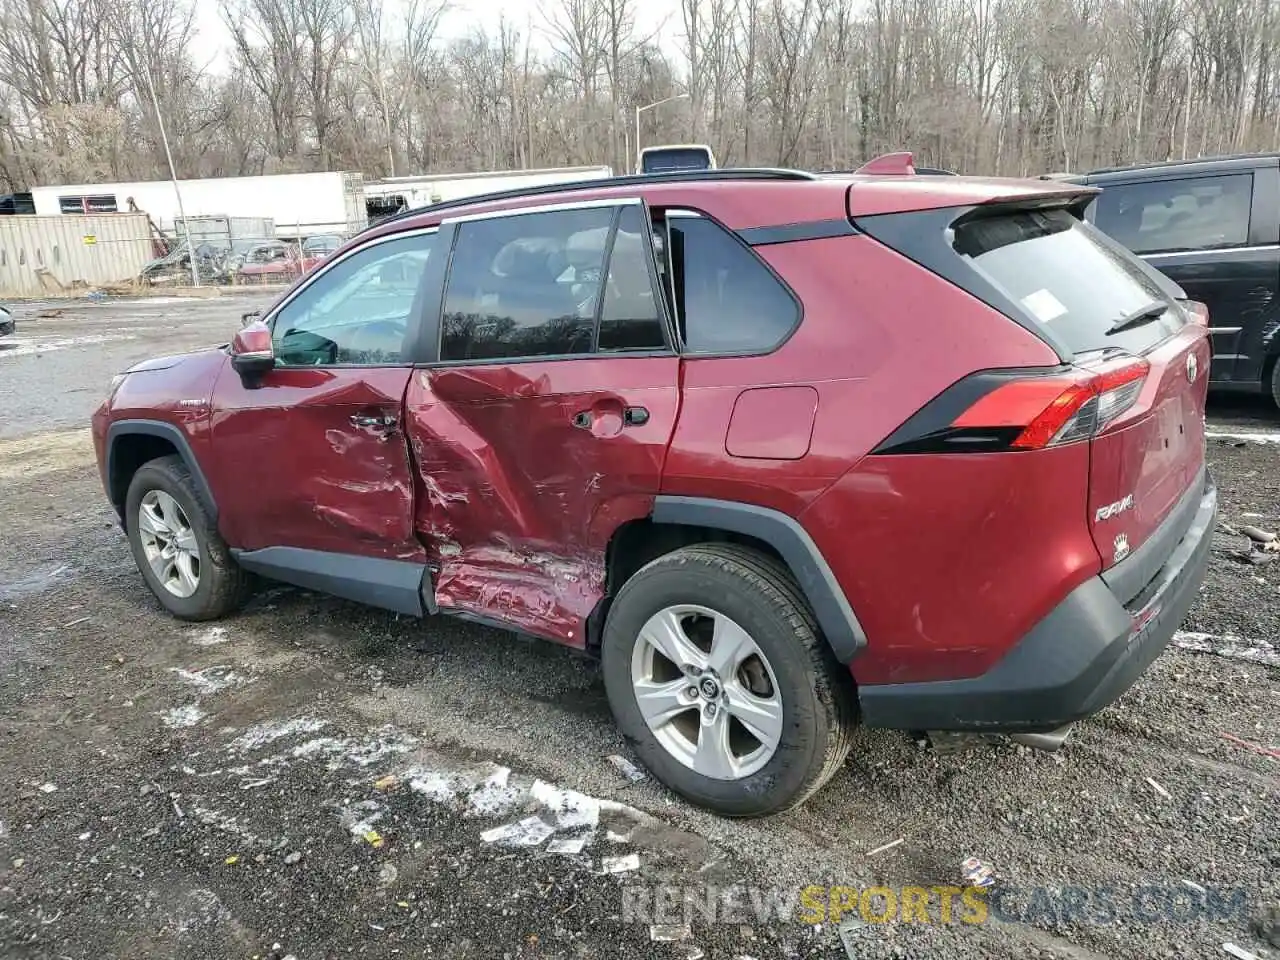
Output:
[406,199,680,645]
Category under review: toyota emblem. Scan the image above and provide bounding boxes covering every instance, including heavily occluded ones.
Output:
[1186,353,1198,383]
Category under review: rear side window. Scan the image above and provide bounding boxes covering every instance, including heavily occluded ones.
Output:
[664,215,798,354]
[598,205,667,351]
[1092,174,1252,254]
[954,208,1183,355]
[441,206,612,361]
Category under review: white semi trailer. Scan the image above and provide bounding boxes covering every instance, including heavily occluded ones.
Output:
[363,165,615,219]
[30,171,369,239]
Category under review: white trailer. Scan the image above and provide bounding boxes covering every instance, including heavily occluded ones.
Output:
[29,172,368,240]
[364,166,614,218]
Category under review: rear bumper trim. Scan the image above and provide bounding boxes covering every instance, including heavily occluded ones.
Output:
[858,473,1217,733]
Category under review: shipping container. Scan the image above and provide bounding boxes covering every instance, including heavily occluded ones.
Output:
[0,214,153,297]
[30,172,368,239]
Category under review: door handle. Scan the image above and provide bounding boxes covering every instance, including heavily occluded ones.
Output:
[350,413,398,429]
[624,406,649,426]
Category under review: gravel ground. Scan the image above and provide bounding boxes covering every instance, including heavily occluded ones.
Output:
[0,296,1277,960]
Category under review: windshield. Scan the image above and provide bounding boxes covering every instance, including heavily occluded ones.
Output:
[953,208,1186,355]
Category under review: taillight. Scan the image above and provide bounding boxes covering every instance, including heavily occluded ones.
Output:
[873,357,1149,455]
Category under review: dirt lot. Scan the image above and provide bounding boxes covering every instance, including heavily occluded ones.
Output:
[0,295,1277,960]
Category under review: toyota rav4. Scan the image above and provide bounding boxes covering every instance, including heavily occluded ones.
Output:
[92,161,1216,817]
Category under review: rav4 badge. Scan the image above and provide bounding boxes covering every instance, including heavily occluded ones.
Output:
[1095,494,1135,522]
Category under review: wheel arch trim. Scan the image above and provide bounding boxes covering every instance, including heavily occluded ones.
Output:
[106,419,218,523]
[650,495,867,663]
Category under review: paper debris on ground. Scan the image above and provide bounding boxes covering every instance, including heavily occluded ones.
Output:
[479,816,554,848]
[1145,777,1172,799]
[546,832,593,855]
[961,856,995,887]
[600,853,640,874]
[1222,944,1261,960]
[607,754,647,782]
[649,924,690,942]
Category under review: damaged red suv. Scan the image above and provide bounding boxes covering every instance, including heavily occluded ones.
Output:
[93,160,1216,816]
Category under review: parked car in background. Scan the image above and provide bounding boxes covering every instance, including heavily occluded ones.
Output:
[234,240,302,284]
[300,234,343,272]
[93,162,1214,816]
[1069,154,1280,408]
[139,240,227,285]
[0,305,14,338]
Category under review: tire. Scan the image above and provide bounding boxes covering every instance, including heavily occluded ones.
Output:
[601,543,857,817]
[1270,358,1280,411]
[125,455,252,621]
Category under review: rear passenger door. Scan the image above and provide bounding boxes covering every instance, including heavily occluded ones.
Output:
[1087,168,1280,385]
[405,199,680,644]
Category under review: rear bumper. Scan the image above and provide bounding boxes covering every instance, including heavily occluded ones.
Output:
[859,471,1217,733]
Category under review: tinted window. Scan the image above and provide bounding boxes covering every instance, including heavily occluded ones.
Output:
[954,208,1184,355]
[598,206,666,351]
[666,216,798,354]
[641,147,714,173]
[441,207,612,361]
[272,232,434,366]
[1093,174,1252,254]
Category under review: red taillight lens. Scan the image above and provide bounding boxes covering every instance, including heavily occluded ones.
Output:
[952,358,1149,450]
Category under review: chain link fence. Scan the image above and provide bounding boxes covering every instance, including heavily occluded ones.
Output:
[0,211,355,298]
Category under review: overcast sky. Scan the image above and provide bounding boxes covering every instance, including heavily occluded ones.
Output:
[194,0,683,71]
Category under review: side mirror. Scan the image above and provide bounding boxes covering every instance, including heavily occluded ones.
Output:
[229,320,274,387]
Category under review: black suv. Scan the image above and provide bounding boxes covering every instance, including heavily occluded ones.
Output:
[1069,154,1280,408]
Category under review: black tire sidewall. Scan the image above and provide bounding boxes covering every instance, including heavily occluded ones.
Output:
[125,461,221,620]
[602,553,835,816]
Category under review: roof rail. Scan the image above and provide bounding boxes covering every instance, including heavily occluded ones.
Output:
[362,167,818,234]
[855,152,916,175]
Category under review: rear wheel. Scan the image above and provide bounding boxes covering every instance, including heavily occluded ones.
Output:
[125,455,251,621]
[601,543,856,816]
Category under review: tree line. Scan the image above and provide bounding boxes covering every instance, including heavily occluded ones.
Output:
[0,0,1277,190]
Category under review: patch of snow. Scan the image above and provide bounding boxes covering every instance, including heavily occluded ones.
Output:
[227,717,328,753]
[161,705,206,729]
[1172,631,1279,668]
[168,666,249,695]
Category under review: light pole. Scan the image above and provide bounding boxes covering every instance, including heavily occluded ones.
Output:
[143,64,199,288]
[635,93,689,171]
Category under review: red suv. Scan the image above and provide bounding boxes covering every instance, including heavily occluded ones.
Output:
[92,163,1216,816]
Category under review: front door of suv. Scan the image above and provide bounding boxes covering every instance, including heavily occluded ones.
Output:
[404,200,680,645]
[1087,167,1280,386]
[208,229,438,562]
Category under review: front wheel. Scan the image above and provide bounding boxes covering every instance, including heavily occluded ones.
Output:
[125,455,252,621]
[601,543,856,817]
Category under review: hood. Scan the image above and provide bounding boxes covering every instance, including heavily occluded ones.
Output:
[125,348,222,373]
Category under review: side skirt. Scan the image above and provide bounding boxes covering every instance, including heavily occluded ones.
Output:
[233,547,435,618]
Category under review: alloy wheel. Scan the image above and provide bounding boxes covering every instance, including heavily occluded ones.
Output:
[137,490,201,599]
[630,604,784,780]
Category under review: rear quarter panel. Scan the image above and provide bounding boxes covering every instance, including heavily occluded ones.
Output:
[662,235,1061,513]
